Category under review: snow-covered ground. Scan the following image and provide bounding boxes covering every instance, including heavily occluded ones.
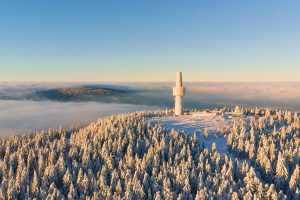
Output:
[150,111,248,153]
[150,111,265,180]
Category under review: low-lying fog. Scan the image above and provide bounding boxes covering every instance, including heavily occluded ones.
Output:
[0,100,156,137]
[1,82,300,136]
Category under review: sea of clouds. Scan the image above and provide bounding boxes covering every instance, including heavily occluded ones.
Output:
[1,82,300,136]
[0,100,155,137]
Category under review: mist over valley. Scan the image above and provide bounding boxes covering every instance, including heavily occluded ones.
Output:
[1,82,300,136]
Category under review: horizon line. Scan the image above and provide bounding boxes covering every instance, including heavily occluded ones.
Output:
[1,80,300,84]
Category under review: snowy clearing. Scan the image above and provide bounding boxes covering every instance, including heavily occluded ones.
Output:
[150,111,248,153]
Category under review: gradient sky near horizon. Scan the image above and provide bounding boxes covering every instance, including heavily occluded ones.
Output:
[0,1,300,82]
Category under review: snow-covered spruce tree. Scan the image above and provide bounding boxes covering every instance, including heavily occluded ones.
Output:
[227,107,299,199]
[0,108,296,199]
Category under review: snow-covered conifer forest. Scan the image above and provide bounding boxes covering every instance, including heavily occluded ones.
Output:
[0,108,299,199]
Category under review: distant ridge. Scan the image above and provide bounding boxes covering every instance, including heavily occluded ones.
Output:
[34,86,131,101]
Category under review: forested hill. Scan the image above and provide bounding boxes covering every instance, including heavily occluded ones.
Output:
[34,86,130,101]
[0,108,299,199]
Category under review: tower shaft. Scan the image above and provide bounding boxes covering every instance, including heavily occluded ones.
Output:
[173,71,185,115]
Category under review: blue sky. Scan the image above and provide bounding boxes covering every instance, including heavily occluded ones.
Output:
[0,1,299,82]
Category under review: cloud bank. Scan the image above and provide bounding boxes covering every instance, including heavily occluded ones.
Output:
[0,100,156,137]
[1,82,300,136]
